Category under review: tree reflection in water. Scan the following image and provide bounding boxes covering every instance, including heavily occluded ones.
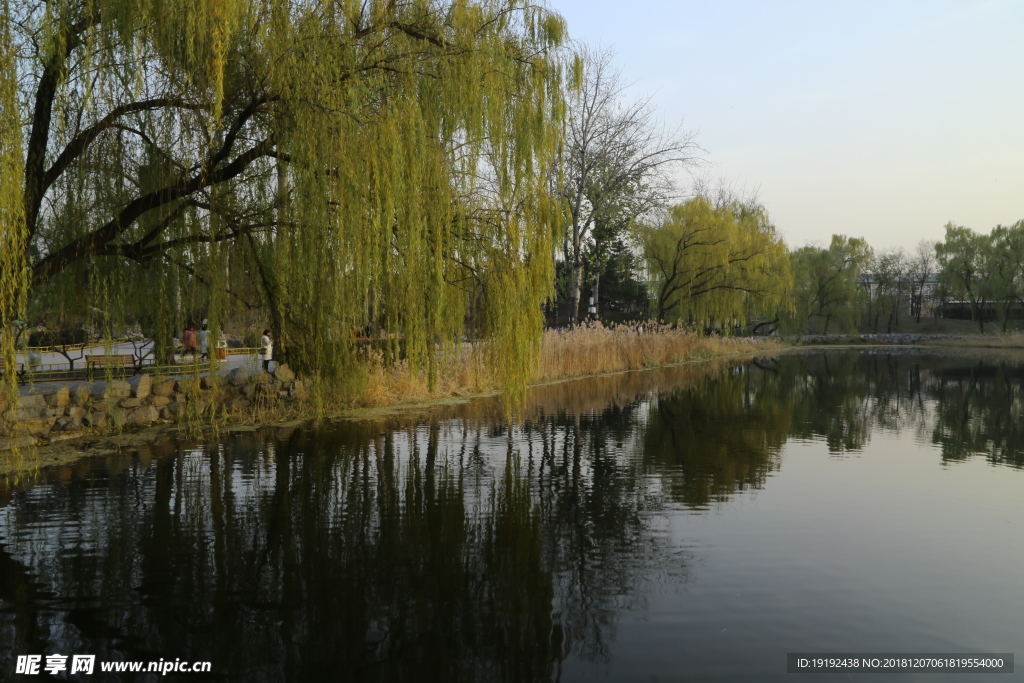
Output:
[1,350,1022,681]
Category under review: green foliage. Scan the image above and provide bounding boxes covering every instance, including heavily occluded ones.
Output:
[787,235,871,334]
[0,4,27,405]
[640,197,791,328]
[28,327,89,348]
[986,221,1024,331]
[5,0,570,405]
[935,223,993,332]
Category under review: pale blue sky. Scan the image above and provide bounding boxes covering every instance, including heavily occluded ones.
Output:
[551,0,1023,250]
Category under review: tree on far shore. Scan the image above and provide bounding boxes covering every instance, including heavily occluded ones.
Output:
[935,224,993,333]
[558,46,698,325]
[641,195,791,329]
[788,235,871,334]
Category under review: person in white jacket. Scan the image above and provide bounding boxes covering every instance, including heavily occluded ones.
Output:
[199,321,210,361]
[259,329,273,373]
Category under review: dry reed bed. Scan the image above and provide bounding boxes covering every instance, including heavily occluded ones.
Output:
[352,323,779,409]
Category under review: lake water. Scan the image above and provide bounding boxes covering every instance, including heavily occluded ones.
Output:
[2,350,1022,681]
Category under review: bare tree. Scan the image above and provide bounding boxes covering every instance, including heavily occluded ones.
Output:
[868,247,908,333]
[909,239,937,322]
[559,46,699,324]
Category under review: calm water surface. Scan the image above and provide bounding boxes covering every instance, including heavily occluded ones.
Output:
[2,350,1023,681]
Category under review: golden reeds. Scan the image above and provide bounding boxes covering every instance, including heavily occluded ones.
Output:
[350,323,778,409]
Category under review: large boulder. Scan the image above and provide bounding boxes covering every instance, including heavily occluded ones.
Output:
[91,380,130,400]
[128,374,152,399]
[9,406,44,421]
[11,417,56,436]
[201,374,226,390]
[165,402,186,419]
[72,385,91,406]
[107,408,127,428]
[226,367,250,387]
[126,406,159,424]
[273,364,295,383]
[43,386,70,408]
[151,377,177,397]
[109,379,132,398]
[54,416,83,432]
[18,394,47,410]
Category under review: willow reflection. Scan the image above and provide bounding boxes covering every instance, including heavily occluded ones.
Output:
[3,349,1023,682]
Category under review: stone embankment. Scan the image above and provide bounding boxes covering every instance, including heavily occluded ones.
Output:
[1,365,304,452]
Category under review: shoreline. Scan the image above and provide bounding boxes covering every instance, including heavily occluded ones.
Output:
[1,343,779,479]
[5,336,1024,480]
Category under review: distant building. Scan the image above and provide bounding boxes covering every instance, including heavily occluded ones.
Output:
[858,272,940,318]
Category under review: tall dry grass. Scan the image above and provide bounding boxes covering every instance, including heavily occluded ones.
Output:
[351,322,779,409]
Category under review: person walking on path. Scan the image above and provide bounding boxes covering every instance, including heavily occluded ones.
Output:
[259,329,273,373]
[199,320,210,362]
[183,327,197,360]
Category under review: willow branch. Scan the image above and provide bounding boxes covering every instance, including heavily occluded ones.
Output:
[38,98,207,220]
[31,137,277,285]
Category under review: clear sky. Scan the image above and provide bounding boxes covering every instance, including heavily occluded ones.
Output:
[550,0,1023,251]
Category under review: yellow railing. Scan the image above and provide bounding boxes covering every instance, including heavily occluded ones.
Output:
[26,342,108,353]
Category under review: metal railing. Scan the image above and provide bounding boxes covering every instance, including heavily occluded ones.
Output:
[1,351,262,384]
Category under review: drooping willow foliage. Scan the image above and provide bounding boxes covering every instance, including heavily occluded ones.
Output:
[1,0,568,405]
[0,5,26,412]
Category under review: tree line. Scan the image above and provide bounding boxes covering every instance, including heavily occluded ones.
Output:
[782,221,1024,334]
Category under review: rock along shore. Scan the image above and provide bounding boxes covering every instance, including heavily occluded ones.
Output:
[1,364,304,453]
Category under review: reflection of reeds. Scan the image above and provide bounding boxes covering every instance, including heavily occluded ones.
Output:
[352,323,777,409]
[421,361,741,426]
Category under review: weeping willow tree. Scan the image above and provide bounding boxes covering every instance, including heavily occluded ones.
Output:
[640,196,792,329]
[0,4,26,412]
[1,0,568,405]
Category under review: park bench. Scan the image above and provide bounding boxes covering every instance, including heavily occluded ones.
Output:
[86,354,136,371]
